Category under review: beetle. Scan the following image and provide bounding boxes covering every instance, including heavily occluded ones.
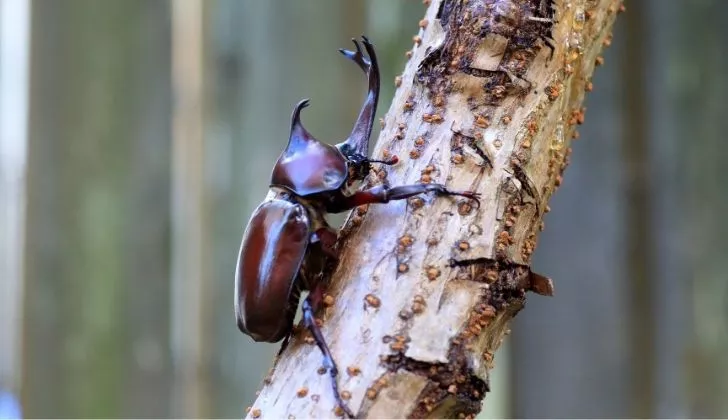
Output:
[234,36,479,418]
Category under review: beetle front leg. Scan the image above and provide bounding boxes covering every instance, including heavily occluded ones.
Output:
[302,295,355,418]
[328,183,481,213]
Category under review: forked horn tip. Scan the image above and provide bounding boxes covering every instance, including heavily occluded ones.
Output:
[291,98,311,124]
[295,98,310,109]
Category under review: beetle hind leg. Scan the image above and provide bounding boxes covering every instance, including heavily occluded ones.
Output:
[302,296,356,418]
[276,332,292,360]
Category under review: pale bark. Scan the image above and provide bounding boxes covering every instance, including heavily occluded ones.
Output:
[247,0,621,418]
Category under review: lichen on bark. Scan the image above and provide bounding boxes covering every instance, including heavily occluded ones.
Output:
[246,0,622,418]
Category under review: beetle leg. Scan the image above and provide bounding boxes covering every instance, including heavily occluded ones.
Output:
[365,155,399,166]
[276,332,292,359]
[337,36,380,158]
[312,227,339,259]
[302,295,355,418]
[328,183,481,213]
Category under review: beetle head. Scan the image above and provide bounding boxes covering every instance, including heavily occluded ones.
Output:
[344,151,372,184]
[338,143,399,187]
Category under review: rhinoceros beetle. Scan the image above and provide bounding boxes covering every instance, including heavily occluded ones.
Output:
[235,36,479,418]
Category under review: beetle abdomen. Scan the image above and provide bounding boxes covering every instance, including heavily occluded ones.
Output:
[235,199,310,342]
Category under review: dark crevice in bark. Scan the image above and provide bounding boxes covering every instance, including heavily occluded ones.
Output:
[373,256,552,418]
[381,349,488,419]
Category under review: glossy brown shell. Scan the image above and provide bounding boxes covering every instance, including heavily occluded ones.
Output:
[270,99,348,197]
[235,199,310,342]
[271,141,347,197]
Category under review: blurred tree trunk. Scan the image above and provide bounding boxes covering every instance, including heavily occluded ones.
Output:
[0,0,30,395]
[683,0,728,417]
[22,0,172,417]
[169,0,213,417]
[249,0,621,418]
[621,1,655,417]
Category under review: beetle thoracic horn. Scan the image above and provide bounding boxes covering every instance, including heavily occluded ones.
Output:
[286,98,316,151]
[290,98,310,128]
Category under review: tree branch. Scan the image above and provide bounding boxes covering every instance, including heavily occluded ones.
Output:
[247,0,622,418]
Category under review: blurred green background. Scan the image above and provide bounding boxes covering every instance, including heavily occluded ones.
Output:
[0,0,726,418]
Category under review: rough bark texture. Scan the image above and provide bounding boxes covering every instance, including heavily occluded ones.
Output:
[247,0,621,418]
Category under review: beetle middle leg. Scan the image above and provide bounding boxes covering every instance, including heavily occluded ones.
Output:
[312,227,339,259]
[302,290,355,418]
[274,284,304,361]
[328,183,481,213]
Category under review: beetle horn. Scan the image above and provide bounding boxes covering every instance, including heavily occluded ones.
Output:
[291,98,310,129]
[337,36,380,158]
[286,98,317,151]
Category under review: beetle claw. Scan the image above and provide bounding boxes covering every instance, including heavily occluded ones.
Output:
[336,400,356,419]
[446,189,481,209]
[463,191,482,209]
